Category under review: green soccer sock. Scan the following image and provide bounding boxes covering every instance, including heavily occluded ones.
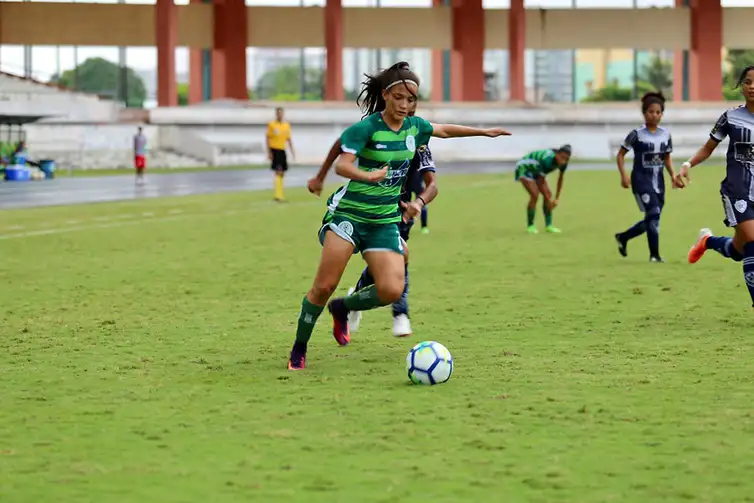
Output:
[542,201,553,227]
[295,296,325,345]
[527,207,536,226]
[343,285,387,312]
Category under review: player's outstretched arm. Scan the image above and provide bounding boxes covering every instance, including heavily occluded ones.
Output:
[335,153,387,183]
[307,139,342,196]
[679,138,719,183]
[430,124,511,139]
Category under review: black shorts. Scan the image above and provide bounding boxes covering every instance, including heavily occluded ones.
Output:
[633,191,664,217]
[270,149,287,172]
[722,194,754,227]
[399,219,414,242]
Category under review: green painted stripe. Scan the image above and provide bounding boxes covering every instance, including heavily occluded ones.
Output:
[371,126,419,142]
[335,202,400,220]
[343,192,400,206]
[348,182,402,196]
[335,210,402,225]
[360,148,414,163]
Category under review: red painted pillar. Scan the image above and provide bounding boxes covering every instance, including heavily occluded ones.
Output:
[672,0,684,101]
[156,0,177,107]
[689,0,722,101]
[451,0,485,101]
[508,0,525,102]
[213,0,248,100]
[324,0,344,101]
[431,0,444,102]
[188,0,204,104]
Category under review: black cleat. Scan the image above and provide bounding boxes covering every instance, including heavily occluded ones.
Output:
[615,234,627,257]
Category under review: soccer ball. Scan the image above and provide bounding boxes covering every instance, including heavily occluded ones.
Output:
[406,341,453,385]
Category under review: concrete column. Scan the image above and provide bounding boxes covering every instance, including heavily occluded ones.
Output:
[689,0,722,101]
[451,0,485,101]
[508,0,525,102]
[156,0,177,107]
[324,0,344,101]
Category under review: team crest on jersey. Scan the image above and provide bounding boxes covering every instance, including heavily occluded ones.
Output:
[734,142,754,164]
[405,135,416,153]
[735,199,748,214]
[338,220,354,236]
[642,152,664,167]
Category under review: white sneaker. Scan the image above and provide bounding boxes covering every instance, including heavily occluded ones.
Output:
[346,287,362,333]
[392,314,412,338]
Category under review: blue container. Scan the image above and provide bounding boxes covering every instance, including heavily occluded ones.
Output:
[5,166,31,182]
[39,159,56,179]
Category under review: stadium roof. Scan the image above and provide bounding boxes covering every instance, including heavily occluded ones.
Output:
[0,114,51,126]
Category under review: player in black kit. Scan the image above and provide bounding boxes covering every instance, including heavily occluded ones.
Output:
[306,102,438,337]
[614,92,683,262]
[684,66,754,307]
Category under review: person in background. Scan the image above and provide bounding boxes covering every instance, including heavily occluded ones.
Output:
[267,107,295,202]
[133,127,147,185]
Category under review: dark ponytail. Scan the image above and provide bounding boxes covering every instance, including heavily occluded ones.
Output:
[641,91,666,113]
[356,61,421,119]
[735,65,754,88]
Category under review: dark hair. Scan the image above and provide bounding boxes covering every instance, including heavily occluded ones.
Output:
[356,61,421,119]
[641,91,666,113]
[735,66,754,88]
[556,144,572,155]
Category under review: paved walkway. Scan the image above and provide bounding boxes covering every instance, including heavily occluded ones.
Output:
[0,162,612,210]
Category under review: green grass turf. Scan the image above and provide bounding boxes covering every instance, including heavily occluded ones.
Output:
[52,165,268,177]
[2,168,754,503]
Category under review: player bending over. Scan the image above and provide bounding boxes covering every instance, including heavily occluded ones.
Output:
[684,65,754,308]
[514,145,571,234]
[615,92,683,263]
[288,61,510,370]
[307,99,437,338]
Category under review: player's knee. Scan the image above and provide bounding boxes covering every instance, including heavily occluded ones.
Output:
[309,281,338,303]
[376,280,404,304]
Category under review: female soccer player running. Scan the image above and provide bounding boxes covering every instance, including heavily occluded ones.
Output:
[614,92,682,262]
[307,98,437,338]
[685,65,754,308]
[514,145,571,234]
[289,62,510,370]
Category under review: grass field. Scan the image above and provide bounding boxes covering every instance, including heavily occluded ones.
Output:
[2,168,754,503]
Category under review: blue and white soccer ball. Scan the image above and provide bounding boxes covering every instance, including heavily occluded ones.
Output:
[406,341,453,385]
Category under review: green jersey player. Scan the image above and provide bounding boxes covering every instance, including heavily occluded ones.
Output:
[514,145,572,234]
[288,61,511,370]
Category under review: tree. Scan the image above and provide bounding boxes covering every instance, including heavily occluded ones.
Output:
[582,83,633,102]
[255,64,324,100]
[49,57,147,108]
[637,55,673,98]
[177,83,189,106]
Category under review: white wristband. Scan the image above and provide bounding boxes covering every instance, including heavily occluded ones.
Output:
[681,161,692,169]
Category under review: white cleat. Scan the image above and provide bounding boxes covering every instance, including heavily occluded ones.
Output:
[346,287,362,333]
[392,314,412,338]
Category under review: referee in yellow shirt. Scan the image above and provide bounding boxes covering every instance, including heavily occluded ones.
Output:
[267,107,295,201]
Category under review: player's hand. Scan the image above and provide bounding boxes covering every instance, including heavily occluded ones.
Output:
[621,174,631,189]
[365,165,388,183]
[672,173,686,189]
[484,128,512,138]
[678,161,691,185]
[547,198,559,211]
[402,200,423,223]
[307,177,324,196]
[267,151,273,161]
